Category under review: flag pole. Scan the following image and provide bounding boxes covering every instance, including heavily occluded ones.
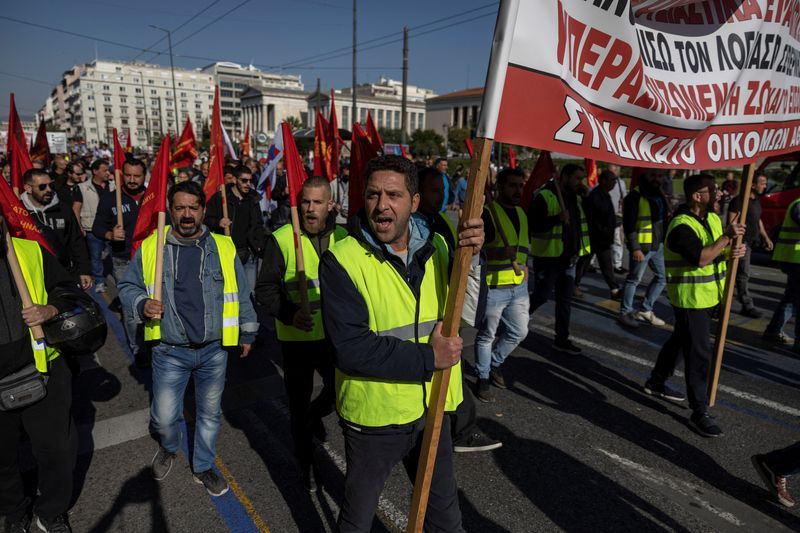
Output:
[290,205,310,315]
[5,232,45,340]
[220,185,231,237]
[407,136,493,532]
[708,161,756,406]
[114,168,124,228]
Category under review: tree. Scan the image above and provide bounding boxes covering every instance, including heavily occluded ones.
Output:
[409,129,445,158]
[285,116,303,130]
[447,127,471,154]
[198,121,211,152]
[378,128,403,144]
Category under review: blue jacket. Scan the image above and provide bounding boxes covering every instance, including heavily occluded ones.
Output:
[118,226,259,351]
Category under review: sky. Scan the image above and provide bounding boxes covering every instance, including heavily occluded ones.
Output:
[0,0,499,121]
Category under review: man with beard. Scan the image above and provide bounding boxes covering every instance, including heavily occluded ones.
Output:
[76,159,112,292]
[320,155,483,532]
[205,164,266,292]
[255,176,347,491]
[119,181,258,497]
[92,158,146,285]
[644,175,745,437]
[330,165,350,224]
[21,169,92,290]
[618,171,670,328]
[529,164,591,355]
[474,167,531,402]
[56,161,88,219]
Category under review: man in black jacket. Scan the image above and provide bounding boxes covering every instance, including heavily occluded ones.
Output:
[205,164,266,292]
[576,170,620,299]
[0,216,84,533]
[21,169,91,290]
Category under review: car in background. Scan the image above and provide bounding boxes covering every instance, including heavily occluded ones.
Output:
[758,152,800,242]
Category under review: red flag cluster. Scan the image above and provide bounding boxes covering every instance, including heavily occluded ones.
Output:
[365,112,383,153]
[348,123,381,217]
[203,88,226,202]
[6,94,31,193]
[171,117,198,172]
[113,128,126,177]
[130,135,170,258]
[313,90,345,181]
[30,121,51,168]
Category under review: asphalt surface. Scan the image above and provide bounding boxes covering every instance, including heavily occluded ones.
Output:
[27,258,799,532]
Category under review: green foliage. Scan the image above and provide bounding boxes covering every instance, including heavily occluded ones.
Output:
[198,121,211,152]
[446,127,471,154]
[378,128,403,144]
[409,129,445,158]
[285,116,303,130]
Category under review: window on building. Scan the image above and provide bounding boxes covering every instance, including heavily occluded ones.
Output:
[135,88,142,94]
[148,79,154,84]
[115,66,122,72]
[360,108,366,123]
[150,89,157,95]
[102,85,110,91]
[180,92,187,97]
[88,106,95,112]
[221,101,233,108]
[121,119,128,125]
[378,109,384,128]
[220,90,233,98]
[135,98,143,105]
[419,113,425,129]
[342,106,349,125]
[178,82,184,87]
[220,81,233,88]
[137,129,145,137]
[104,106,112,114]
[104,96,111,102]
[90,127,97,132]
[119,86,125,92]
[411,113,417,130]
[120,107,128,115]
[151,99,158,106]
[120,97,127,103]
[166,111,173,117]
[87,95,94,100]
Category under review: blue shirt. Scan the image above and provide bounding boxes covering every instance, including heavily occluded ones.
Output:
[440,173,450,212]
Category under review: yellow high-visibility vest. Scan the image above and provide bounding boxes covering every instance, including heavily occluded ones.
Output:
[530,189,591,258]
[484,204,529,287]
[773,198,800,264]
[633,188,653,245]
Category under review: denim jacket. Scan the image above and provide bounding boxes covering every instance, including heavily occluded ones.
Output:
[118,226,259,351]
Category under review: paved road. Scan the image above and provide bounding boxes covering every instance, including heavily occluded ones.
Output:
[39,260,799,532]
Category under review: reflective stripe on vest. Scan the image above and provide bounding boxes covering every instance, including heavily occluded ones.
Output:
[664,213,727,309]
[273,224,348,341]
[633,188,653,245]
[141,227,240,345]
[484,204,529,287]
[529,189,591,258]
[13,238,60,373]
[773,198,800,264]
[330,233,463,428]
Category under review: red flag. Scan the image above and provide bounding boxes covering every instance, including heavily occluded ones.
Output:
[400,144,409,159]
[348,123,380,216]
[241,127,251,159]
[281,122,307,208]
[365,111,383,153]
[30,121,51,167]
[113,128,126,175]
[203,88,226,202]
[328,89,341,179]
[7,94,30,192]
[7,93,29,155]
[125,128,133,153]
[329,89,343,144]
[130,135,170,258]
[313,111,331,180]
[521,150,556,211]
[508,146,517,169]
[171,117,198,172]
[465,138,474,158]
[0,172,55,255]
[585,158,598,188]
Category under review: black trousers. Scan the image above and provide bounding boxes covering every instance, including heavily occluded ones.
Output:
[281,340,335,467]
[576,247,619,291]
[762,441,800,477]
[0,357,77,523]
[650,306,713,413]
[530,256,575,342]
[338,417,463,533]
[735,244,754,309]
[450,381,477,442]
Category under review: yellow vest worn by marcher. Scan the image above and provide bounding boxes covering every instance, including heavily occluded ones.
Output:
[484,204,529,288]
[140,227,240,345]
[633,187,653,245]
[530,189,591,258]
[272,223,348,341]
[664,212,727,309]
[329,233,463,428]
[13,238,61,373]
[773,197,800,264]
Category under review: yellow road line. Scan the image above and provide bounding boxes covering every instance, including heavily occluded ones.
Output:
[215,457,271,533]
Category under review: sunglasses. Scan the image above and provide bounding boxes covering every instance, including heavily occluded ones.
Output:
[36,183,53,191]
[237,178,254,184]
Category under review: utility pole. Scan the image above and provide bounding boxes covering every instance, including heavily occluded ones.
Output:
[150,25,179,126]
[352,0,357,124]
[401,26,408,144]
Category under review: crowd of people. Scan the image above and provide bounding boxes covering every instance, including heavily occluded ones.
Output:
[0,145,797,532]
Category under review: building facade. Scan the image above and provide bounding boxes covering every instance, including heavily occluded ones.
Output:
[307,77,435,135]
[240,86,310,138]
[38,60,216,149]
[201,62,304,139]
[425,87,484,139]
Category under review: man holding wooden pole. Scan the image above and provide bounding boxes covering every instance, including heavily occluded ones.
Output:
[320,155,484,532]
[643,175,745,438]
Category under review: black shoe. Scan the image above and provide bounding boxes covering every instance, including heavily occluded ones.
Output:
[740,306,763,319]
[489,367,507,389]
[301,463,318,493]
[152,446,176,481]
[5,513,31,533]
[453,432,503,453]
[35,515,70,533]
[193,469,230,497]
[690,412,723,438]
[475,378,494,403]
[553,339,582,355]
[614,267,627,274]
[643,380,686,402]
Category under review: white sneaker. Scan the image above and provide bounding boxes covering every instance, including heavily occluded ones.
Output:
[95,282,107,294]
[635,310,665,326]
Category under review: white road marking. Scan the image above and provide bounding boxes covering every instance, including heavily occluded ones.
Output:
[528,323,800,418]
[78,408,151,454]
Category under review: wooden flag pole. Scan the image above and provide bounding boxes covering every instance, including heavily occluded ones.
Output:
[486,198,522,276]
[114,168,124,228]
[153,212,167,304]
[407,136,493,532]
[289,205,310,315]
[5,232,45,340]
[708,162,756,406]
[552,175,568,214]
[220,185,231,237]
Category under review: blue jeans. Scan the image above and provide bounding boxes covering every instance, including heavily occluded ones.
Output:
[474,282,530,379]
[151,342,228,473]
[765,264,800,341]
[621,245,666,316]
[86,233,107,285]
[241,255,258,295]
